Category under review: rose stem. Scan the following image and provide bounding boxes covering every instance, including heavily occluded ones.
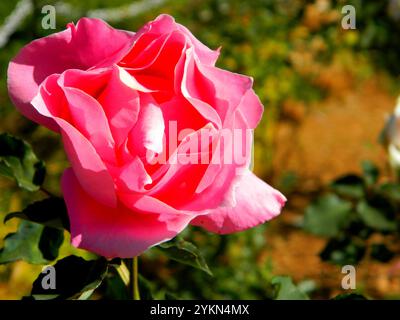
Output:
[129,257,140,300]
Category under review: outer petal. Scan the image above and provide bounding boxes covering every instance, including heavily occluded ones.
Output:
[190,170,286,234]
[62,168,193,258]
[33,69,117,164]
[7,18,133,129]
[235,89,264,129]
[55,118,117,208]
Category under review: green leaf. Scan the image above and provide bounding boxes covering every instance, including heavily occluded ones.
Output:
[330,175,364,198]
[333,293,368,300]
[39,227,64,261]
[4,197,69,231]
[164,292,179,300]
[356,200,397,232]
[320,237,366,265]
[31,256,108,300]
[102,272,129,300]
[0,221,48,264]
[0,133,45,191]
[370,243,395,262]
[378,183,400,202]
[157,237,212,276]
[138,275,154,300]
[346,220,372,240]
[271,276,309,300]
[303,194,353,237]
[361,160,379,186]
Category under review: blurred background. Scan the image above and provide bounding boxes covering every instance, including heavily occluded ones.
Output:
[2,0,400,299]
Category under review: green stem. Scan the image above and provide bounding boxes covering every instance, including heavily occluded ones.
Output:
[130,257,140,300]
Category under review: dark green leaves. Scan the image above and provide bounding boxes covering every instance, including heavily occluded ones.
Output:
[356,200,397,232]
[4,197,69,231]
[0,133,45,191]
[370,243,394,262]
[304,194,352,237]
[38,227,64,261]
[333,293,368,300]
[271,276,309,300]
[378,183,400,202]
[329,161,380,199]
[330,175,364,198]
[0,197,68,264]
[138,275,155,300]
[320,237,366,265]
[0,221,48,264]
[31,256,108,300]
[157,237,212,276]
[304,161,400,267]
[361,160,379,186]
[0,220,64,264]
[102,271,129,300]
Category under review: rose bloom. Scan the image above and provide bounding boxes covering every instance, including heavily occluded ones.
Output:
[8,15,286,258]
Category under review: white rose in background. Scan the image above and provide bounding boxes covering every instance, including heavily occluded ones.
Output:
[381,96,400,174]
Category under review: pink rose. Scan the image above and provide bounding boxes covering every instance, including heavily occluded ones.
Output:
[7,15,286,258]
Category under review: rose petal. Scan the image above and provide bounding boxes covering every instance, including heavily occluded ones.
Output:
[61,85,116,163]
[181,49,222,129]
[235,89,264,129]
[128,94,165,157]
[191,170,286,234]
[56,118,117,208]
[181,48,262,131]
[122,14,218,67]
[113,156,152,193]
[97,67,141,147]
[62,168,194,258]
[7,18,133,129]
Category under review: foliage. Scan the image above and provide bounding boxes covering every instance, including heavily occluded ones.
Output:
[0,133,45,192]
[30,256,108,300]
[156,237,212,276]
[271,276,309,300]
[303,161,400,265]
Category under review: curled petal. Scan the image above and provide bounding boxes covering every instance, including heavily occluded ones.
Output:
[191,170,286,234]
[56,119,117,208]
[97,67,141,147]
[122,14,218,67]
[128,94,165,157]
[61,86,116,163]
[182,50,258,127]
[181,49,222,129]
